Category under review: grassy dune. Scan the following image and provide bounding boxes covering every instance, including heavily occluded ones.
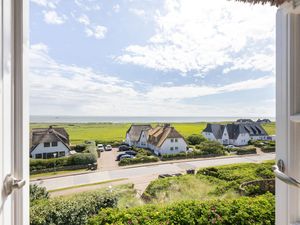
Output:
[30,122,275,145]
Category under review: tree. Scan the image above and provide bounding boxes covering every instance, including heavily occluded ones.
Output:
[187,134,207,145]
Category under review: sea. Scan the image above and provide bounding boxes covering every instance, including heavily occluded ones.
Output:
[30,116,275,123]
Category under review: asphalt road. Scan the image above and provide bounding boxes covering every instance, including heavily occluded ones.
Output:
[32,153,275,191]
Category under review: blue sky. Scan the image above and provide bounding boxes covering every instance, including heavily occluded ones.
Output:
[30,0,276,117]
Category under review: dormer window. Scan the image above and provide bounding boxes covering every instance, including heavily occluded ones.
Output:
[44,142,50,147]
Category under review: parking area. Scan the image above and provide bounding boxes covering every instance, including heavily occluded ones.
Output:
[97,148,120,171]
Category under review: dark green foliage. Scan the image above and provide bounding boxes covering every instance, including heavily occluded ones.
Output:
[30,184,49,204]
[197,161,275,194]
[119,155,159,166]
[197,141,225,155]
[30,153,96,173]
[30,190,117,225]
[187,134,207,145]
[72,144,86,152]
[88,194,275,225]
[236,148,257,155]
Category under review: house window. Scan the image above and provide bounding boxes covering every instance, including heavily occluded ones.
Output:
[171,139,174,142]
[175,147,178,150]
[175,139,178,142]
[59,151,65,157]
[170,147,174,150]
[52,141,58,147]
[44,142,50,147]
[35,154,42,159]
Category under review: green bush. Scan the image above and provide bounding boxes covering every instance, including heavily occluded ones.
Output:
[119,155,159,166]
[261,145,275,153]
[160,149,226,161]
[30,153,96,173]
[30,184,49,205]
[88,194,275,225]
[187,134,207,145]
[236,148,257,155]
[73,144,86,152]
[67,153,97,165]
[194,140,226,155]
[30,190,117,225]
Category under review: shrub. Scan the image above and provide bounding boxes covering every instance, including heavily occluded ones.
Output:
[187,134,207,145]
[30,153,96,173]
[30,190,117,225]
[236,148,256,155]
[88,194,275,225]
[119,156,159,166]
[30,184,49,204]
[67,153,97,165]
[73,144,86,152]
[195,141,226,155]
[261,145,275,153]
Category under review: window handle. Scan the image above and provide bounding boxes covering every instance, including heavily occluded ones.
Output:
[3,174,26,196]
[272,160,300,188]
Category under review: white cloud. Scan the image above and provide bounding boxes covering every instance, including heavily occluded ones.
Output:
[74,0,101,11]
[31,0,59,8]
[146,76,275,100]
[85,25,107,39]
[43,10,67,25]
[117,0,276,75]
[30,43,275,116]
[113,4,120,13]
[77,14,90,25]
[129,8,146,17]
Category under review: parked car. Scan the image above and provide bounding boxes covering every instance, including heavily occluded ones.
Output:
[226,145,236,149]
[118,145,131,151]
[105,144,112,151]
[97,144,105,152]
[121,142,130,146]
[116,153,125,161]
[125,150,137,156]
[120,154,134,160]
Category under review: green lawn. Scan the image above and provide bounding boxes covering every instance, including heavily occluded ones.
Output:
[30,122,276,145]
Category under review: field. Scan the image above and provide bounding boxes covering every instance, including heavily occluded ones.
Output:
[30,122,275,145]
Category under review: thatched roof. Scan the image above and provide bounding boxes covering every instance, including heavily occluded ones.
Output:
[234,0,287,6]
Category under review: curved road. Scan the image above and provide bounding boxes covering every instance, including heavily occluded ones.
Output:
[32,153,275,191]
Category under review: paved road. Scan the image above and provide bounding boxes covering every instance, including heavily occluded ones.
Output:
[32,153,275,191]
[97,148,120,171]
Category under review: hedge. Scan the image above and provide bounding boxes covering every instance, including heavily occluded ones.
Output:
[160,151,225,161]
[88,193,275,225]
[261,146,275,153]
[30,153,97,173]
[30,190,117,225]
[236,148,257,155]
[119,156,159,166]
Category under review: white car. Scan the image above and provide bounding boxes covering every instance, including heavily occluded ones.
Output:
[105,144,112,151]
[226,145,236,149]
[97,144,105,152]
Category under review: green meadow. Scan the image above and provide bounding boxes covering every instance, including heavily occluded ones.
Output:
[30,122,275,145]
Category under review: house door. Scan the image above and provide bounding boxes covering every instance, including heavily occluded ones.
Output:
[0,1,29,225]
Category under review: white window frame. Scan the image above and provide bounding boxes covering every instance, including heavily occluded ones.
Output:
[0,1,29,225]
[276,1,300,224]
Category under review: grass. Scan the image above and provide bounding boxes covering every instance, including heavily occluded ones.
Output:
[49,178,128,193]
[30,122,276,144]
[30,168,88,179]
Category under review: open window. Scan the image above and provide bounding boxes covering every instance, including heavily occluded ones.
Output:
[2,0,300,224]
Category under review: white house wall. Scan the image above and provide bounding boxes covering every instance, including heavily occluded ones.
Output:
[31,142,70,158]
[158,138,187,155]
[137,131,148,148]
